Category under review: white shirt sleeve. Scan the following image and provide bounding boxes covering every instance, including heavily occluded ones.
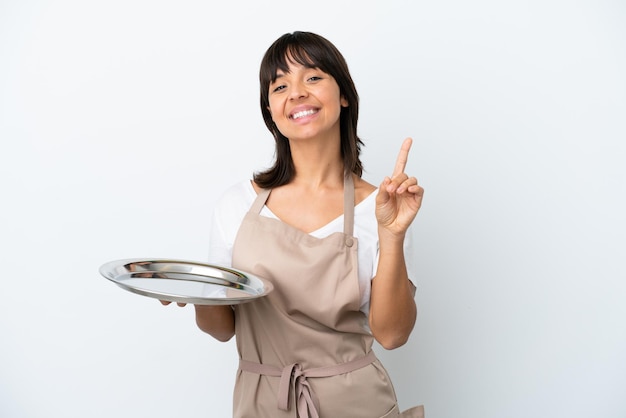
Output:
[207,181,255,268]
[207,208,232,267]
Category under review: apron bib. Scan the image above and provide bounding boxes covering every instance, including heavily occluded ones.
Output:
[231,175,424,418]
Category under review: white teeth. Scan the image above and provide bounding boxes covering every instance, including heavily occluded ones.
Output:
[291,109,317,119]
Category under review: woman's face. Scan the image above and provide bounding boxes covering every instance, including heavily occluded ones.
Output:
[267,59,348,143]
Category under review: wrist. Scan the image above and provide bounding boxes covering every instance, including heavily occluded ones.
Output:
[378,226,406,244]
[377,228,406,254]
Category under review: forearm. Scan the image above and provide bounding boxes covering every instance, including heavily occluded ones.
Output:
[194,305,235,342]
[369,231,416,350]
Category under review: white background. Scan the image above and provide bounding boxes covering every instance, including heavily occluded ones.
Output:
[1,1,625,417]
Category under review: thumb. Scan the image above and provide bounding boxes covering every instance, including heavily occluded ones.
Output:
[377,177,392,204]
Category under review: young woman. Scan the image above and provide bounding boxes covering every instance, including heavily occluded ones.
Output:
[191,31,424,418]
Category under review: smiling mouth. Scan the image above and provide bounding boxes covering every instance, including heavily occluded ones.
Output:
[290,109,318,120]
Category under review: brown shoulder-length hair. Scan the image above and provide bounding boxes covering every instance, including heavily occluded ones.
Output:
[254,31,363,188]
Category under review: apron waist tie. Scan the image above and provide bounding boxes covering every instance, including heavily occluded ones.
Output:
[238,350,377,418]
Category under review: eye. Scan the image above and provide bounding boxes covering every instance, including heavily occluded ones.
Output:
[271,84,286,93]
[308,76,323,82]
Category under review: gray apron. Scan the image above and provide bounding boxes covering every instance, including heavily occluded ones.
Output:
[231,175,424,418]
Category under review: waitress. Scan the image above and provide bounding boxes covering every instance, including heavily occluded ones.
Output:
[190,31,424,417]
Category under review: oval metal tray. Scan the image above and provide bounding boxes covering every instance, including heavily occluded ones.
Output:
[99,258,273,305]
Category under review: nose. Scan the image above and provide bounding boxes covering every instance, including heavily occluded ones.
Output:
[289,80,308,100]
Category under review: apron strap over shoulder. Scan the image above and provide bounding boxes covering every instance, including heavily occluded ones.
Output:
[249,184,271,214]
[343,174,355,238]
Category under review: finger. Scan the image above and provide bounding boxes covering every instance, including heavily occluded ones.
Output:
[396,176,418,194]
[386,173,409,193]
[392,137,413,178]
[177,302,187,307]
[160,300,171,306]
[377,177,392,203]
[407,184,424,195]
[410,181,424,195]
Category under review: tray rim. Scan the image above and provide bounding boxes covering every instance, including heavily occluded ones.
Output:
[99,258,273,305]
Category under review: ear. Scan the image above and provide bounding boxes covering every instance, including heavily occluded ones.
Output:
[340,95,349,107]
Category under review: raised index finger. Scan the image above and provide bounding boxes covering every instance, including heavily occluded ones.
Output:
[392,137,413,177]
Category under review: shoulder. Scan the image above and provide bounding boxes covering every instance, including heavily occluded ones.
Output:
[210,180,257,248]
[212,180,257,227]
[353,176,377,205]
[353,179,379,239]
[215,180,256,209]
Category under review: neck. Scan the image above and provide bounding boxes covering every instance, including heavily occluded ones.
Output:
[288,137,344,189]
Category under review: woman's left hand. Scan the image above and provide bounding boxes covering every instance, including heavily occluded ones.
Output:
[376,137,424,237]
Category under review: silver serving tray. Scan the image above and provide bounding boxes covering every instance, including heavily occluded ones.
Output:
[99,259,273,305]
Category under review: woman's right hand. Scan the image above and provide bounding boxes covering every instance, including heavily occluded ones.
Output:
[159,300,187,307]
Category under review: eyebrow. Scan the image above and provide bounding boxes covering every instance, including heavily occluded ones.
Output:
[270,72,286,84]
[272,65,319,81]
